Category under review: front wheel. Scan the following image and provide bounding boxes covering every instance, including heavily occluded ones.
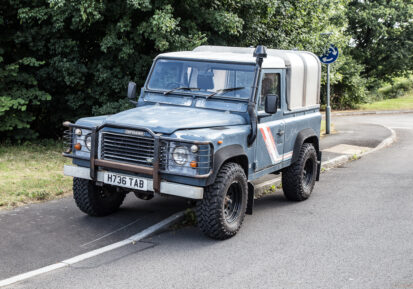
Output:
[196,163,248,240]
[73,178,126,216]
[282,143,317,201]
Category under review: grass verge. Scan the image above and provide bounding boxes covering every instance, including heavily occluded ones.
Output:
[0,141,72,210]
[321,119,326,135]
[358,90,413,111]
[320,119,335,137]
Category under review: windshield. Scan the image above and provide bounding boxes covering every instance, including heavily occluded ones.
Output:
[147,59,255,99]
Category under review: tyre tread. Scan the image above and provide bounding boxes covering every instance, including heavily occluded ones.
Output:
[73,178,125,217]
[282,143,317,201]
[196,163,247,240]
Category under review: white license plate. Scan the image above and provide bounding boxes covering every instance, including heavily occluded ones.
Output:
[103,172,148,191]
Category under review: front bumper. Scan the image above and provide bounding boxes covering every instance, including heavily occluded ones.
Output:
[62,121,213,194]
[64,165,204,199]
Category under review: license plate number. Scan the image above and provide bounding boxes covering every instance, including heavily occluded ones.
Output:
[103,172,148,191]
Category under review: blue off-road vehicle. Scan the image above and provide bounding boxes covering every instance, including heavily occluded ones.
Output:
[63,45,322,239]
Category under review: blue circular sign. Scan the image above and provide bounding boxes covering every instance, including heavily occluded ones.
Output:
[319,44,339,64]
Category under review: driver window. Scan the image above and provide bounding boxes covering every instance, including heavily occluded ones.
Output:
[258,73,280,111]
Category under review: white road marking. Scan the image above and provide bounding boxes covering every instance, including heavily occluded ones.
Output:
[0,211,185,288]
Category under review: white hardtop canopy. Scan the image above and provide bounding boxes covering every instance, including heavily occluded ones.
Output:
[156,45,321,110]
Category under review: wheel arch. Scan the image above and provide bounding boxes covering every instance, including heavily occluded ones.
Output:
[291,128,320,164]
[206,144,248,186]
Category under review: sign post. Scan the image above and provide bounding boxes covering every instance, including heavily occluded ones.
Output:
[319,44,339,134]
[326,63,331,134]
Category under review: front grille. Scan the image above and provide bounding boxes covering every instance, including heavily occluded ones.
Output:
[100,132,155,167]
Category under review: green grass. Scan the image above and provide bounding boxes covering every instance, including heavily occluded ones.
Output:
[358,90,413,111]
[0,142,72,209]
[320,119,325,135]
[320,119,335,136]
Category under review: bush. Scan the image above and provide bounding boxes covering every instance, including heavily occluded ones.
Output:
[321,53,368,110]
[374,77,413,100]
[0,56,51,140]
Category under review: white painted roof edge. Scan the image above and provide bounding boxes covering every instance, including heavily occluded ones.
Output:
[193,45,321,67]
[156,50,286,68]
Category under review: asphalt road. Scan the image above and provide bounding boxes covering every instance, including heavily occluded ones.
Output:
[4,113,413,288]
[0,194,190,280]
[320,121,391,162]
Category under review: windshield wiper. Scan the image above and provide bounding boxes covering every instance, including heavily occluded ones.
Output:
[206,87,245,98]
[163,87,200,95]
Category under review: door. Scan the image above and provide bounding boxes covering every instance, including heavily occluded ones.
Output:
[255,70,285,171]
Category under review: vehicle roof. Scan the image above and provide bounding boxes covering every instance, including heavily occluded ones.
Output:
[156,51,286,68]
[156,46,321,110]
[194,46,322,110]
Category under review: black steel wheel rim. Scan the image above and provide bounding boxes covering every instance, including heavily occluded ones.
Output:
[303,158,314,188]
[224,181,242,223]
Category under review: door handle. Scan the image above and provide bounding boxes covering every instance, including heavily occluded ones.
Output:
[277,130,284,136]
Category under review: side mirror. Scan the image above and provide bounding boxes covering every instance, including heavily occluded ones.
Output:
[127,81,137,99]
[265,94,278,114]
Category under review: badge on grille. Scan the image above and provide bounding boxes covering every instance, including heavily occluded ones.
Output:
[124,129,145,136]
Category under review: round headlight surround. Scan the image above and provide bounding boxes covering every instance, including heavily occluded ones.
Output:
[172,146,189,166]
[85,134,92,151]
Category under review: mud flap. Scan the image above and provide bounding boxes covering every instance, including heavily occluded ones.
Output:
[246,182,254,215]
[316,151,322,181]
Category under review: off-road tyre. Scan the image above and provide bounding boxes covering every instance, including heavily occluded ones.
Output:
[196,163,248,240]
[73,178,126,216]
[282,143,317,201]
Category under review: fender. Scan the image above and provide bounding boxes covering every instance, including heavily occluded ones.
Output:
[291,128,320,164]
[206,144,248,186]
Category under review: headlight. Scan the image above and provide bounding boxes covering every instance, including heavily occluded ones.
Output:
[85,134,92,151]
[172,146,189,165]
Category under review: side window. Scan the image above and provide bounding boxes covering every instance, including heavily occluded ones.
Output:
[258,73,281,111]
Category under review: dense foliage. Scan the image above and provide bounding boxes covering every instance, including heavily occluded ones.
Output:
[346,0,413,84]
[0,0,412,140]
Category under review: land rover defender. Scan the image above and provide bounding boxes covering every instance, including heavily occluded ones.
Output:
[63,45,322,239]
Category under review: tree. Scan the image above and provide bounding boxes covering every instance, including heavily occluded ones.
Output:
[0,3,51,140]
[346,0,413,84]
[2,0,406,140]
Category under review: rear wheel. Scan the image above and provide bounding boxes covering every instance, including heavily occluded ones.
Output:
[73,178,126,216]
[196,163,248,240]
[282,143,317,201]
